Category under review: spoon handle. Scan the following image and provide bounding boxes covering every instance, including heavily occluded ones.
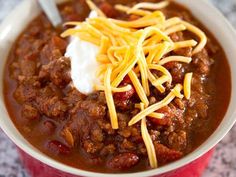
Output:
[38,0,62,27]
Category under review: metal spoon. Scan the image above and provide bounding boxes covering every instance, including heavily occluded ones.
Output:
[38,0,62,27]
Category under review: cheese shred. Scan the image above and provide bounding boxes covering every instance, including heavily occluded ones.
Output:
[135,104,164,119]
[140,103,158,168]
[85,0,106,17]
[159,56,192,65]
[184,73,193,99]
[129,1,169,12]
[104,66,118,129]
[95,84,132,93]
[115,4,151,16]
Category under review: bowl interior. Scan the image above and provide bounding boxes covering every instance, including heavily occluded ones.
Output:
[0,0,236,176]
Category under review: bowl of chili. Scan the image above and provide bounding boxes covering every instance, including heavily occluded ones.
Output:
[0,0,235,177]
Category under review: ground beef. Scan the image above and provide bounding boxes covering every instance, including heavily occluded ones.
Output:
[71,100,106,118]
[167,131,187,151]
[154,143,183,165]
[14,76,40,103]
[36,96,67,118]
[40,120,56,135]
[64,88,86,107]
[47,140,71,155]
[100,144,116,156]
[107,152,139,170]
[193,49,213,75]
[21,104,40,120]
[20,56,37,76]
[164,62,185,83]
[39,57,71,87]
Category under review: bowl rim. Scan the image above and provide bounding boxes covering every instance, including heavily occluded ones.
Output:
[0,0,236,176]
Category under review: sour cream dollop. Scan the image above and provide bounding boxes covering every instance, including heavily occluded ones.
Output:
[65,11,100,94]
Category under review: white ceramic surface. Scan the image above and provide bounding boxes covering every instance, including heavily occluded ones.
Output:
[0,0,236,177]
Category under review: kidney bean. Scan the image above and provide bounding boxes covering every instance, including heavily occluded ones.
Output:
[155,143,183,165]
[21,104,40,120]
[107,153,139,169]
[122,75,132,85]
[114,86,135,102]
[149,106,173,126]
[149,117,172,126]
[51,36,67,52]
[114,76,136,110]
[47,140,71,155]
[114,77,135,101]
[99,2,119,18]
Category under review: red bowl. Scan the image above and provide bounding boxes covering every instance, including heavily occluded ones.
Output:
[18,147,214,177]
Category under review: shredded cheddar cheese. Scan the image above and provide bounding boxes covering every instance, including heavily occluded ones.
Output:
[104,65,118,129]
[129,1,169,12]
[148,64,172,84]
[128,70,149,107]
[62,0,207,169]
[147,70,166,93]
[165,24,186,35]
[159,56,192,65]
[134,104,165,119]
[85,0,106,17]
[115,4,151,16]
[184,73,193,99]
[95,84,132,93]
[111,11,165,29]
[163,17,182,29]
[181,21,207,54]
[148,112,165,119]
[140,103,158,168]
[173,40,198,50]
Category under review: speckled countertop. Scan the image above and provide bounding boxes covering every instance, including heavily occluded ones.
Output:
[0,0,236,177]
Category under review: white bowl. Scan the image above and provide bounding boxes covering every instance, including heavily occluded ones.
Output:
[0,0,236,176]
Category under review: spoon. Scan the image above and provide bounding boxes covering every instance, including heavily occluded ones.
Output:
[38,0,62,27]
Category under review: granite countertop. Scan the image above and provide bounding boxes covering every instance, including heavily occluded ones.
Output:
[0,0,236,177]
